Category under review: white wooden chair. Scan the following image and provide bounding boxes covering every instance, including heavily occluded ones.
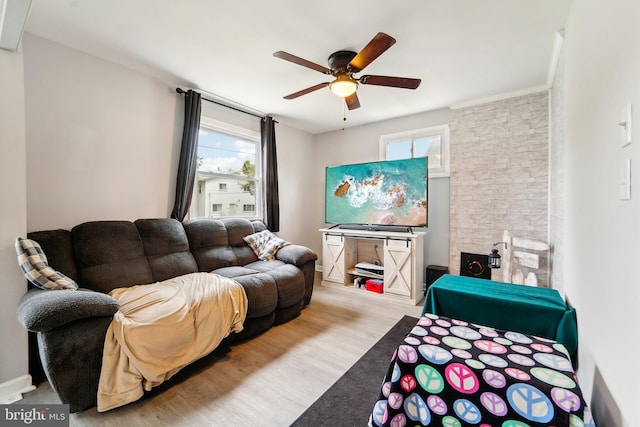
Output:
[500,230,550,287]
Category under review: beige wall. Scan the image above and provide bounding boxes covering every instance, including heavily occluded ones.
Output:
[449,93,549,282]
[273,124,317,253]
[560,0,639,424]
[23,34,182,231]
[0,47,29,385]
[549,35,566,294]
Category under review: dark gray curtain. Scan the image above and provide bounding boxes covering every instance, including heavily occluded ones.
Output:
[261,116,280,231]
[171,89,202,221]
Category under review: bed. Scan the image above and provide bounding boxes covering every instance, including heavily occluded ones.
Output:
[369,313,595,427]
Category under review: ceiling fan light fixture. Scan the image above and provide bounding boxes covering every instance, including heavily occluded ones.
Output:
[329,75,358,98]
[275,32,418,109]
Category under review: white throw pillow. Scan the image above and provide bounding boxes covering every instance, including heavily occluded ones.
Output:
[243,230,290,261]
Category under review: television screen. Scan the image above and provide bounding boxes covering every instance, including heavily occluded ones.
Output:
[325,157,428,227]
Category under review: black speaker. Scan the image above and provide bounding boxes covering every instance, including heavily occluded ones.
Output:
[425,265,449,294]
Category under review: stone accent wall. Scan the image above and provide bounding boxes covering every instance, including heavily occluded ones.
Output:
[449,92,549,283]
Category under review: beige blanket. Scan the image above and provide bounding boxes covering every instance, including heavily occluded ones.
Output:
[97,272,248,412]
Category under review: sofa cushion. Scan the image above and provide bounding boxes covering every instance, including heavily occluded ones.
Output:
[27,229,78,282]
[243,230,290,261]
[250,220,268,233]
[213,266,263,278]
[72,221,153,293]
[224,218,257,245]
[135,218,198,282]
[242,260,286,273]
[183,218,230,248]
[245,261,304,308]
[214,270,278,319]
[15,237,78,290]
[184,218,258,271]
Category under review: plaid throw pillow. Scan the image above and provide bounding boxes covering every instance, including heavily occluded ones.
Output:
[243,230,290,261]
[15,237,78,290]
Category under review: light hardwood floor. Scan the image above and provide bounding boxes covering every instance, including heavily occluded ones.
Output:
[21,277,423,427]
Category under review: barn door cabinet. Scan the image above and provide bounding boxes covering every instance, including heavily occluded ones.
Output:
[319,228,425,305]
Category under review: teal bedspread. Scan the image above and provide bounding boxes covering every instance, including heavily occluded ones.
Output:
[422,274,578,356]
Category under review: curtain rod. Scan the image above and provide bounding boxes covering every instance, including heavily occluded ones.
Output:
[175,87,275,122]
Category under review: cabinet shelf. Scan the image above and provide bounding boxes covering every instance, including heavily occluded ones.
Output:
[346,267,383,280]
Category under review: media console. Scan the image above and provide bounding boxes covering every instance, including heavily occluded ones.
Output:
[319,227,425,305]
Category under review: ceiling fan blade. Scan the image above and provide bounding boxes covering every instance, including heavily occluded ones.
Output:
[345,92,361,110]
[273,51,332,74]
[348,32,396,72]
[359,75,421,89]
[283,82,330,100]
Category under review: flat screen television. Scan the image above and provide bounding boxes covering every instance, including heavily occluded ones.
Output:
[325,157,428,229]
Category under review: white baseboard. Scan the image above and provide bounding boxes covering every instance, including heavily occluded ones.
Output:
[0,374,36,404]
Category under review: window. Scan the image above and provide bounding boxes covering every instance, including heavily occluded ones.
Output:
[194,119,261,219]
[380,125,450,178]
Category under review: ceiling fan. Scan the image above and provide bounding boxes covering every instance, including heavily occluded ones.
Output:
[273,32,421,110]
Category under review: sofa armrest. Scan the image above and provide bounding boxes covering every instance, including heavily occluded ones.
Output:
[276,244,317,267]
[17,288,119,332]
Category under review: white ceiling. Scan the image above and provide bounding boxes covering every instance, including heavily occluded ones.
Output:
[24,0,572,134]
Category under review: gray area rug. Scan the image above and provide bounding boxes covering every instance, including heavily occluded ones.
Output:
[291,315,418,427]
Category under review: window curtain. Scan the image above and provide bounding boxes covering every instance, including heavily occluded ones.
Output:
[261,116,280,231]
[171,89,202,221]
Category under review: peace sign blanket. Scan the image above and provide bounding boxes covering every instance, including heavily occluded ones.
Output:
[369,313,595,427]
